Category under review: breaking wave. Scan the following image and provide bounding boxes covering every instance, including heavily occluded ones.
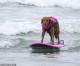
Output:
[0,0,80,9]
[0,19,80,36]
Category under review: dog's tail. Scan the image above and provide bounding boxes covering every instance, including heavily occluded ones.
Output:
[54,22,60,39]
[54,29,59,39]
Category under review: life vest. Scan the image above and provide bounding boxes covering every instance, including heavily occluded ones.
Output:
[42,17,58,33]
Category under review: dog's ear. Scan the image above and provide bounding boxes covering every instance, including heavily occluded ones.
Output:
[49,19,52,23]
[41,19,43,24]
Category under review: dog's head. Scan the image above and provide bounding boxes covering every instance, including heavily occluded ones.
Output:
[41,17,52,27]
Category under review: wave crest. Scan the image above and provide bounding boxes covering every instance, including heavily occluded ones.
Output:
[0,0,80,9]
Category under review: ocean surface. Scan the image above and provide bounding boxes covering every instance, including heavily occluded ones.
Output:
[0,0,80,66]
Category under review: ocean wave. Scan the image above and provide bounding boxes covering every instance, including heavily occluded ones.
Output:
[69,40,80,52]
[60,23,80,34]
[0,37,37,49]
[15,31,38,36]
[69,45,80,52]
[0,0,80,9]
[0,21,41,35]
[0,20,80,35]
[0,38,25,49]
[0,39,19,49]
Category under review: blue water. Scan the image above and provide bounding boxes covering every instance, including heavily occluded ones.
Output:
[0,0,80,66]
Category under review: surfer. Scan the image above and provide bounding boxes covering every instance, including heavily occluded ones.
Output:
[41,17,60,45]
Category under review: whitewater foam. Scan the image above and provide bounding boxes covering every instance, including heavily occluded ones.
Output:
[0,20,41,35]
[0,0,80,35]
[0,0,80,9]
[0,17,80,35]
[0,39,14,48]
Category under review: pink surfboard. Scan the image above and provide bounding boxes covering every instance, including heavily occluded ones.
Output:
[29,42,64,49]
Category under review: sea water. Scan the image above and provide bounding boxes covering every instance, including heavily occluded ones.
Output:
[0,0,80,66]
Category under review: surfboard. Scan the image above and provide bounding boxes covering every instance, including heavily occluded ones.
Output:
[29,42,64,49]
[29,42,64,53]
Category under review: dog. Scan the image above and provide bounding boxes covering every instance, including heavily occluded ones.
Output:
[41,17,60,45]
